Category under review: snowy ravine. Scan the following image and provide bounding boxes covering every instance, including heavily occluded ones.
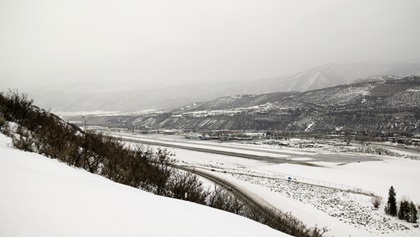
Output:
[0,133,289,237]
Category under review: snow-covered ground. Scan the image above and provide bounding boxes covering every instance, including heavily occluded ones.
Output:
[0,134,289,237]
[4,127,418,237]
[115,133,420,237]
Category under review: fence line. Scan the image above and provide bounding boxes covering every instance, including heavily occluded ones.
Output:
[229,170,376,197]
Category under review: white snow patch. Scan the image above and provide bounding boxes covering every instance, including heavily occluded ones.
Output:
[0,133,289,237]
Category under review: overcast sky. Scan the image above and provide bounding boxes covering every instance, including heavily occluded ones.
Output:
[1,0,420,90]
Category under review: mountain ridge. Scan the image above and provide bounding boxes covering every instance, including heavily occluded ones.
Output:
[65,76,420,133]
[15,59,420,113]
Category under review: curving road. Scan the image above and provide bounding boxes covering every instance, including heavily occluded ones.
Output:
[178,165,276,210]
[119,136,294,229]
[177,165,296,233]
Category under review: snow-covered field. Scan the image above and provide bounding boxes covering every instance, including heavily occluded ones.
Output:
[0,134,288,237]
[115,133,420,237]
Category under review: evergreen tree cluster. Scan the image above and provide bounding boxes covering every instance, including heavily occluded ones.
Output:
[398,200,418,223]
[385,186,418,224]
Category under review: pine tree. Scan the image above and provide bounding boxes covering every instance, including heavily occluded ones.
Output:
[410,202,418,223]
[386,186,397,216]
[398,200,409,220]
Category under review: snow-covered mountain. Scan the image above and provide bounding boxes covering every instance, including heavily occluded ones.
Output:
[69,76,420,132]
[13,59,420,113]
[253,59,420,92]
[175,76,420,113]
[277,63,387,91]
[0,133,288,237]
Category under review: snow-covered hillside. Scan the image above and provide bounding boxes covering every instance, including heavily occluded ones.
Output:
[0,133,288,237]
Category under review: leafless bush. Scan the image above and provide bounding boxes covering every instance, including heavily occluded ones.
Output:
[371,196,383,209]
[12,125,36,152]
[208,186,245,214]
[241,206,328,237]
[168,171,209,204]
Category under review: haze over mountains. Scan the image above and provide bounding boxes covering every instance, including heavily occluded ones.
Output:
[15,59,420,113]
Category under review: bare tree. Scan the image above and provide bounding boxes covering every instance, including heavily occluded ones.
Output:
[371,196,383,209]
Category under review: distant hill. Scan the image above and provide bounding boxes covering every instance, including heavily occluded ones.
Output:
[174,75,420,113]
[69,76,420,133]
[20,59,420,113]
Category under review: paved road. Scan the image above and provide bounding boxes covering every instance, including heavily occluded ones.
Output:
[117,135,287,216]
[177,165,297,233]
[120,136,295,229]
[179,166,275,210]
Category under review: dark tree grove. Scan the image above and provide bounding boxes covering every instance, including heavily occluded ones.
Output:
[398,200,418,223]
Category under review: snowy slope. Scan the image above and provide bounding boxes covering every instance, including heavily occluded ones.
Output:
[0,134,289,237]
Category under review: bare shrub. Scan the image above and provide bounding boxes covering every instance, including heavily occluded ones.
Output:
[371,196,383,209]
[208,186,245,214]
[12,125,36,152]
[168,171,209,204]
[242,206,328,237]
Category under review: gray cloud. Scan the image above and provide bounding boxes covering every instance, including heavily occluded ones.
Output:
[1,0,420,90]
